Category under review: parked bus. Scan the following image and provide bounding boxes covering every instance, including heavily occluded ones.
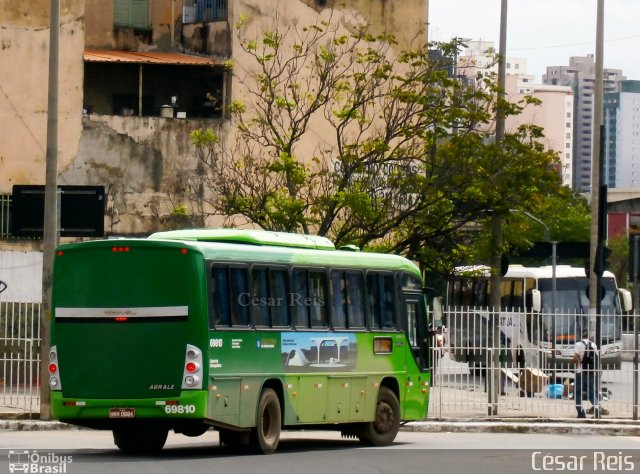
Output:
[49,229,433,454]
[446,264,632,372]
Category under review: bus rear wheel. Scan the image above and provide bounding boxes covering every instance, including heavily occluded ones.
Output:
[113,426,168,454]
[358,387,400,447]
[250,388,281,454]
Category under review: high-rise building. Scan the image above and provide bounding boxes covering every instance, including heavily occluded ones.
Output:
[457,41,573,187]
[543,55,625,193]
[505,76,574,187]
[604,80,640,188]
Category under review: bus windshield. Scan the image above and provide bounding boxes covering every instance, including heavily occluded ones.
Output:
[537,276,621,343]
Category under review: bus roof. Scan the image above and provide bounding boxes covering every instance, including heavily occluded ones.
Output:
[148,228,336,250]
[452,264,616,280]
[62,229,421,277]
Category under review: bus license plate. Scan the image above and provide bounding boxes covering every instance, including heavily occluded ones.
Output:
[109,408,135,418]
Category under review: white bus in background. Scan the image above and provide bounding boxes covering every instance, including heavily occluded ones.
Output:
[446,264,632,372]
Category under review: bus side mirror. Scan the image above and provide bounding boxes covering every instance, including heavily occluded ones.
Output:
[619,289,632,313]
[530,289,541,312]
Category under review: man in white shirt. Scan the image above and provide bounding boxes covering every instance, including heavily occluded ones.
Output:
[572,331,600,419]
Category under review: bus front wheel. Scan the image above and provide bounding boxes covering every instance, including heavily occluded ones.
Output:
[358,387,400,447]
[251,388,281,454]
[113,426,168,453]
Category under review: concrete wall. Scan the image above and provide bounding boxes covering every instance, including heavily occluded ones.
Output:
[85,0,181,51]
[2,0,425,237]
[0,0,85,194]
[0,250,42,303]
[300,0,427,50]
[62,114,229,234]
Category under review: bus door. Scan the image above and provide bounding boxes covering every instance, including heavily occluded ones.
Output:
[403,292,429,372]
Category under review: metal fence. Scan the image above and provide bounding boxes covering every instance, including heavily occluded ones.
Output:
[1,300,639,421]
[430,306,640,420]
[182,0,228,23]
[0,300,40,413]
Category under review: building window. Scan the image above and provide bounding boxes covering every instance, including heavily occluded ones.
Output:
[183,0,228,23]
[114,0,150,29]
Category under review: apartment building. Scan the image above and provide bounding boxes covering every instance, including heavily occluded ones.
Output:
[457,40,527,79]
[604,80,640,188]
[457,41,574,187]
[505,76,574,187]
[1,0,426,240]
[543,55,625,193]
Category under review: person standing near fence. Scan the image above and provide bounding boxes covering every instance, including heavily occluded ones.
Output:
[572,331,600,419]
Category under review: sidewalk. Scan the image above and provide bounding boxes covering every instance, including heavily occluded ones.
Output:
[2,406,640,435]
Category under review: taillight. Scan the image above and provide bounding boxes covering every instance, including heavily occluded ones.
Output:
[186,362,197,373]
[49,346,62,390]
[111,246,130,253]
[181,344,203,389]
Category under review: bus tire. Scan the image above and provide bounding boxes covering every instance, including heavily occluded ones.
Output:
[358,387,400,447]
[250,388,281,454]
[113,426,168,453]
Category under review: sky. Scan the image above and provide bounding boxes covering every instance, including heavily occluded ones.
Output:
[428,0,640,83]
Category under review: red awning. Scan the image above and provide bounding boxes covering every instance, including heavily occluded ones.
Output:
[84,50,223,66]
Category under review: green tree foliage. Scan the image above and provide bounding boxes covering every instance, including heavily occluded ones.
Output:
[189,13,587,277]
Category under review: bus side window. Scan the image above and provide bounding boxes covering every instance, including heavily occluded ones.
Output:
[252,267,291,328]
[252,268,269,327]
[501,280,513,309]
[346,272,365,329]
[229,267,250,326]
[292,268,310,328]
[330,270,365,329]
[382,274,396,329]
[309,270,328,328]
[270,268,290,327]
[330,271,347,329]
[367,272,396,329]
[512,279,524,310]
[210,266,230,327]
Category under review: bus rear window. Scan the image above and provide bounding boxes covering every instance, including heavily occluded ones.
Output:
[53,245,195,314]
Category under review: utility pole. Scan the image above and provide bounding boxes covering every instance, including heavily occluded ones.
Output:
[41,0,60,421]
[589,0,604,339]
[488,0,508,417]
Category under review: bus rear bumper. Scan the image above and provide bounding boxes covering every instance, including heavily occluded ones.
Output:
[51,390,208,428]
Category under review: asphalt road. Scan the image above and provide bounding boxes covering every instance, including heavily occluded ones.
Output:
[1,429,640,474]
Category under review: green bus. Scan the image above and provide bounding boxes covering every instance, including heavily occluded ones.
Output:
[49,229,432,454]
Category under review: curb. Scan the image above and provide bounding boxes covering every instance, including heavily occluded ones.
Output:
[0,420,76,431]
[404,420,640,436]
[1,417,639,435]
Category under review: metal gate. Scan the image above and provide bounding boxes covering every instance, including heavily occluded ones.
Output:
[429,307,640,420]
[0,299,41,413]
